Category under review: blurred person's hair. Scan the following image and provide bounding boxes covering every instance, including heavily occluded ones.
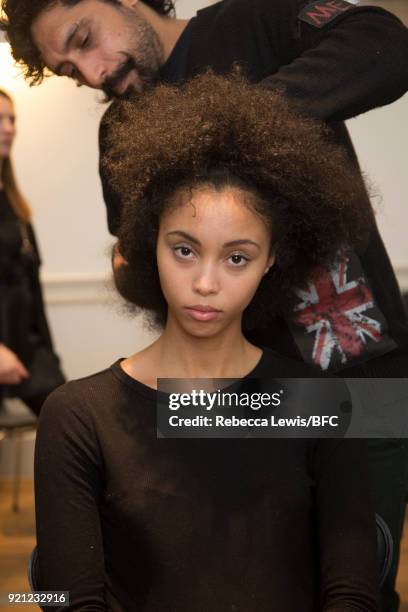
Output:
[0,89,31,222]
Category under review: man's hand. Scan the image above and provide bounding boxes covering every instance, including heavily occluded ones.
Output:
[0,344,30,385]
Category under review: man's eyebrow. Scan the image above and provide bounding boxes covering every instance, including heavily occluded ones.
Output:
[54,20,86,75]
[166,232,260,249]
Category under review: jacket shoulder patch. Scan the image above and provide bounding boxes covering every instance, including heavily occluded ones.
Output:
[299,0,353,28]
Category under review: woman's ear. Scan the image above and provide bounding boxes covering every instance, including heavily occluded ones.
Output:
[112,241,129,270]
[264,254,275,275]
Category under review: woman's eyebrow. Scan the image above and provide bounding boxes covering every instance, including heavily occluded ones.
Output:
[166,231,201,245]
[223,239,260,249]
[166,232,260,250]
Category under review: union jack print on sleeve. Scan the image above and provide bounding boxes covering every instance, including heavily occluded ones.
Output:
[286,253,396,371]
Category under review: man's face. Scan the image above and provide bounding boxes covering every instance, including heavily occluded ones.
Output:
[31,0,164,98]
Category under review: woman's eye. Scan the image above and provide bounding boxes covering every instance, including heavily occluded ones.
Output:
[174,246,194,259]
[228,254,249,267]
[80,34,90,49]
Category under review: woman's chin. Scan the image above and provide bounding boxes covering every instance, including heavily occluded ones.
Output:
[187,325,220,339]
[178,318,225,339]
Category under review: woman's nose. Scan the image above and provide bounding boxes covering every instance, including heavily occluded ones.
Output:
[192,265,220,296]
[0,118,15,135]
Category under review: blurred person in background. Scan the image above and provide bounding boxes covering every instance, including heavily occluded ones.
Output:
[0,89,64,416]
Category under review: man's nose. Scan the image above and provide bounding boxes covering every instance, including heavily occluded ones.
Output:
[192,264,220,296]
[76,56,107,90]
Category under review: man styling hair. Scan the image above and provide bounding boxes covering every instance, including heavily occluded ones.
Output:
[2,1,408,610]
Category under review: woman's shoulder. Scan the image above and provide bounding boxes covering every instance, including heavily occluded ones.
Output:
[40,361,127,424]
[50,363,118,395]
[36,367,126,474]
[38,361,156,460]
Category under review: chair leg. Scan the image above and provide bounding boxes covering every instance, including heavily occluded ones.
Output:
[12,432,23,513]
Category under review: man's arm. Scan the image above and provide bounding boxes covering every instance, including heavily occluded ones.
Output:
[257,0,408,121]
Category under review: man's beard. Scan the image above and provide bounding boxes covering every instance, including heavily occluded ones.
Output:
[102,55,158,100]
[102,9,163,101]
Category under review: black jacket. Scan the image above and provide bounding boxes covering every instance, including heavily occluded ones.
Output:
[0,190,55,364]
[99,0,408,375]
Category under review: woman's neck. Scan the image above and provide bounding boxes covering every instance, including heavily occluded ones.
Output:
[159,319,261,378]
[123,316,263,387]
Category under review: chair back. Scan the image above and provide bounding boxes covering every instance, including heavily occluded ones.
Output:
[376,513,393,586]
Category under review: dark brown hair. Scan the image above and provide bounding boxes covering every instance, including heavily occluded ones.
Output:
[0,89,31,222]
[102,71,373,329]
[0,0,175,85]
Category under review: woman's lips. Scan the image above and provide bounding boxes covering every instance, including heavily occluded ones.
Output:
[185,306,221,322]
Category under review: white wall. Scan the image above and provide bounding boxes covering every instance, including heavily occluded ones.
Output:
[346,0,408,288]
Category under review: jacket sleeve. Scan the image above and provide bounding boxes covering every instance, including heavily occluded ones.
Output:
[258,0,408,121]
[312,439,380,611]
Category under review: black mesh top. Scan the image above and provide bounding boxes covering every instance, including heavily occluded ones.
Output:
[35,349,380,611]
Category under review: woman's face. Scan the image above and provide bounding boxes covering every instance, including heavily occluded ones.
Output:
[157,186,274,338]
[0,95,16,160]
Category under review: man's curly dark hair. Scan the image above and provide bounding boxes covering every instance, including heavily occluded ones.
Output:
[102,71,373,330]
[0,0,175,85]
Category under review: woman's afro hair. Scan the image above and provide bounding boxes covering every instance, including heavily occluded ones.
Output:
[102,70,373,329]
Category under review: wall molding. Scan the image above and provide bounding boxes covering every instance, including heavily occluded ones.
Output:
[41,267,408,306]
[42,273,112,305]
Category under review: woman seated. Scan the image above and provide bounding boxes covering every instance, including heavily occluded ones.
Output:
[35,73,380,611]
[0,89,64,416]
